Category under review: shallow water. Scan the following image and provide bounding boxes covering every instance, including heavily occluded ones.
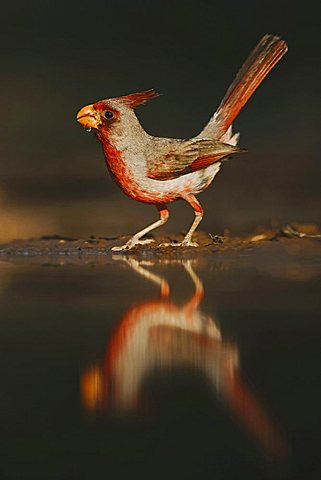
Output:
[0,249,320,480]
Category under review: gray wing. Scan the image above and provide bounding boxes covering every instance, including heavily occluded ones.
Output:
[147,138,242,181]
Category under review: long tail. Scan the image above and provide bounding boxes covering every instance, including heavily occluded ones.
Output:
[200,34,288,140]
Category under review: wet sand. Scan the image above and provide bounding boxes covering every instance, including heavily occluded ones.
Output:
[0,224,320,261]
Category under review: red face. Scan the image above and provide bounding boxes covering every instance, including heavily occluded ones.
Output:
[76,101,120,131]
[76,89,160,130]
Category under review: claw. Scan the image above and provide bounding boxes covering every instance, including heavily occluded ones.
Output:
[157,242,179,248]
[112,238,154,252]
[182,240,199,247]
[135,239,155,245]
[158,240,199,248]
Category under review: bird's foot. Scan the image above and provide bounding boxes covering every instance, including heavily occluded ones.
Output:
[181,240,199,247]
[158,239,199,248]
[112,238,154,252]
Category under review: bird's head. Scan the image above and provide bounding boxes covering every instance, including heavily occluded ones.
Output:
[76,89,160,136]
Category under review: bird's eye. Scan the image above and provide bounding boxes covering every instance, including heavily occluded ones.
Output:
[104,110,114,120]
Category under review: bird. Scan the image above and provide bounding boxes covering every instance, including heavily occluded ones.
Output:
[76,34,288,251]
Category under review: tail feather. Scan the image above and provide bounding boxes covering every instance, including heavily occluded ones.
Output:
[200,34,288,140]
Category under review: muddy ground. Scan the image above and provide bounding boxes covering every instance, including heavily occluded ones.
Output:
[0,224,320,261]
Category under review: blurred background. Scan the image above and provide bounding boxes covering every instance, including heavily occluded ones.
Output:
[0,0,320,242]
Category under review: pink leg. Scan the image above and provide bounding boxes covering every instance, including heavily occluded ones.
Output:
[181,195,204,246]
[112,204,169,251]
[158,195,203,248]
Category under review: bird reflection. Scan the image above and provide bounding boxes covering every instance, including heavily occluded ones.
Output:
[81,259,288,459]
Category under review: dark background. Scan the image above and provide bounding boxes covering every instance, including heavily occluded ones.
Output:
[0,0,320,241]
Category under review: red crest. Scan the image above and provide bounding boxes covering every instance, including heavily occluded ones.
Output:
[118,89,160,108]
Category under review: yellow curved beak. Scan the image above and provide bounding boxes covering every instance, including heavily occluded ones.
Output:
[76,104,101,129]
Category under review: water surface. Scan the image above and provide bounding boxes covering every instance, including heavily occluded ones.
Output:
[0,249,320,479]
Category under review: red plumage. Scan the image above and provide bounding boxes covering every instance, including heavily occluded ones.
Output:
[76,35,288,251]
